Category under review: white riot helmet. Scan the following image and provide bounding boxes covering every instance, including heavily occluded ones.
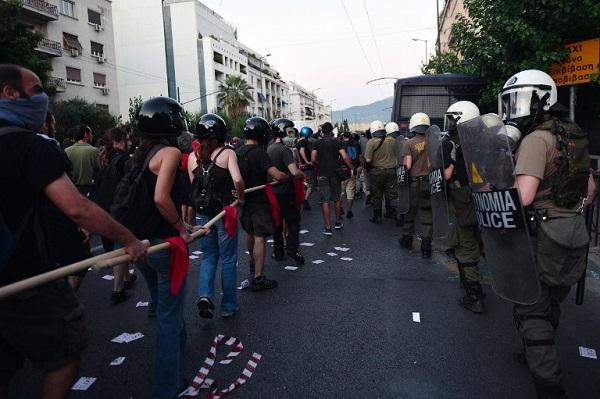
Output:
[385,122,400,136]
[499,69,558,134]
[444,101,480,132]
[370,120,386,137]
[409,112,430,134]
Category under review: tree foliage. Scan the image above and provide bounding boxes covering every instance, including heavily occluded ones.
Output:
[0,0,52,92]
[126,95,144,134]
[218,75,253,119]
[424,0,600,107]
[50,98,119,141]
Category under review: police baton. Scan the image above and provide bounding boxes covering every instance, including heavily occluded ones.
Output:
[576,199,595,306]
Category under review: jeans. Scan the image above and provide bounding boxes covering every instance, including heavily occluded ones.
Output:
[196,215,238,313]
[135,238,187,399]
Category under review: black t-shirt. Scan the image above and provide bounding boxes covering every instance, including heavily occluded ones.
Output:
[236,144,274,203]
[296,138,312,165]
[313,138,342,178]
[0,127,70,285]
[267,142,294,195]
[442,135,468,186]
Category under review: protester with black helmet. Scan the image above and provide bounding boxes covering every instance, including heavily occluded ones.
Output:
[268,118,306,265]
[188,113,245,318]
[237,117,289,291]
[124,96,192,398]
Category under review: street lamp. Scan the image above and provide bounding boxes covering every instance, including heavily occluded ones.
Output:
[259,53,271,118]
[365,77,402,85]
[412,38,428,63]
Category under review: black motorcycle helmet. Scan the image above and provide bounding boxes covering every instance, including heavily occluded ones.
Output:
[271,118,294,138]
[195,113,227,143]
[135,97,188,137]
[243,117,271,142]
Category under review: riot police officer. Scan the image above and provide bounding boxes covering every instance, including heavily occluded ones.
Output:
[386,121,407,226]
[502,70,595,398]
[400,113,433,258]
[441,101,485,313]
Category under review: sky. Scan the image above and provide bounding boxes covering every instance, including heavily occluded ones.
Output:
[201,0,441,110]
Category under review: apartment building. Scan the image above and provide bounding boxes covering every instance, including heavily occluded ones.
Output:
[438,0,468,53]
[17,0,119,112]
[287,81,330,127]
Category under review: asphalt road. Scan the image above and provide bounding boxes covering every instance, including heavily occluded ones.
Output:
[8,196,600,399]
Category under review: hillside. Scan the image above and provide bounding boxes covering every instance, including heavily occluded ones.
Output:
[332,96,394,123]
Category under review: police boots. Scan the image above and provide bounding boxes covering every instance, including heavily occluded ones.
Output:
[421,239,432,259]
[399,235,413,250]
[369,210,382,224]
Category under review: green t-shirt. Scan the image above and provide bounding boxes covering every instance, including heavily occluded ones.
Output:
[65,142,99,186]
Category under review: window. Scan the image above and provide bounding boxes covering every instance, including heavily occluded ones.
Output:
[60,0,75,17]
[88,9,102,25]
[93,73,106,87]
[90,41,104,57]
[63,32,82,53]
[213,51,223,64]
[66,67,81,83]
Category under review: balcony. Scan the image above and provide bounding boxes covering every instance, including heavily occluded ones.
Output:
[35,37,62,57]
[18,0,59,22]
[48,77,66,92]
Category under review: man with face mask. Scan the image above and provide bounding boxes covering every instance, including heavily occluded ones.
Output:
[0,64,147,399]
[500,69,596,399]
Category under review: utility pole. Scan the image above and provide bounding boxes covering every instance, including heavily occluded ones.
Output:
[161,0,176,99]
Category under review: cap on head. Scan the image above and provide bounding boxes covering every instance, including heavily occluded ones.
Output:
[409,112,430,134]
[195,113,227,143]
[370,120,386,137]
[136,96,188,137]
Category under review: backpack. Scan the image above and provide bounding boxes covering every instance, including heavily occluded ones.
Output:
[190,147,227,216]
[537,118,590,208]
[90,151,128,208]
[110,144,165,238]
[346,144,358,161]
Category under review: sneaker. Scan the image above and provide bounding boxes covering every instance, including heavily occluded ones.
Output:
[221,308,239,318]
[251,275,278,291]
[110,290,130,304]
[302,201,312,211]
[196,297,215,319]
[148,302,156,318]
[346,210,354,219]
[123,273,137,290]
[334,222,343,230]
[322,228,333,236]
[288,251,305,265]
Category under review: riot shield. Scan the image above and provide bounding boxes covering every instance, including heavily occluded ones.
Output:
[397,164,410,214]
[457,114,540,305]
[426,125,450,239]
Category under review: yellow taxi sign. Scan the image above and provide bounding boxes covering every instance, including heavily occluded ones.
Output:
[550,38,599,86]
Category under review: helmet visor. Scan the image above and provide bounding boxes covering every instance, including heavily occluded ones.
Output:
[443,113,458,132]
[500,89,535,121]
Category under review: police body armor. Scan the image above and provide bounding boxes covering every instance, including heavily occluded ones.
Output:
[426,125,450,239]
[457,114,540,305]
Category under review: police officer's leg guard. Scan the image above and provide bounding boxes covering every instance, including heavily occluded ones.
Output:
[420,239,432,259]
[399,235,413,250]
[369,209,382,224]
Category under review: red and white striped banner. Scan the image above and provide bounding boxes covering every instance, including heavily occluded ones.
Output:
[179,335,262,399]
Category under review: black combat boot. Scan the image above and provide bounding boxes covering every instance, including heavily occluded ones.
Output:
[369,210,382,224]
[534,379,569,399]
[399,235,413,250]
[460,281,485,314]
[421,239,432,259]
[384,208,397,220]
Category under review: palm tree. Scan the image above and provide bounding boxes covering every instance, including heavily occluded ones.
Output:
[218,75,253,118]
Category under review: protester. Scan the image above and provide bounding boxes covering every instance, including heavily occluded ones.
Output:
[340,132,361,218]
[237,117,288,291]
[268,119,306,264]
[64,124,99,196]
[0,64,146,399]
[39,111,56,141]
[359,129,371,204]
[311,122,354,235]
[297,126,314,210]
[188,114,245,318]
[124,96,192,398]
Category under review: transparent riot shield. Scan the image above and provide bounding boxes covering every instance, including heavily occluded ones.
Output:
[397,164,410,214]
[426,125,450,239]
[457,114,540,305]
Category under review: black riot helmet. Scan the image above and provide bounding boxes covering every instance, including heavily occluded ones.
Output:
[271,118,294,138]
[195,113,227,143]
[243,117,271,142]
[135,96,188,137]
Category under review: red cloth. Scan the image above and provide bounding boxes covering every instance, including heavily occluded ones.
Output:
[223,205,238,237]
[191,139,200,151]
[180,152,190,171]
[264,184,281,227]
[293,176,304,210]
[165,236,189,296]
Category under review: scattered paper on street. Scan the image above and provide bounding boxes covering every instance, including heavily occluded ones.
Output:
[110,357,126,366]
[111,333,130,343]
[326,252,338,257]
[125,332,144,343]
[300,242,315,247]
[267,239,274,243]
[189,255,199,260]
[72,377,96,391]
[334,247,350,252]
[129,269,134,274]
[284,266,299,271]
[300,230,309,234]
[245,251,250,254]
[312,260,324,264]
[102,275,114,281]
[136,301,149,308]
[579,346,597,359]
[340,257,353,261]
[237,279,250,290]
[412,312,421,323]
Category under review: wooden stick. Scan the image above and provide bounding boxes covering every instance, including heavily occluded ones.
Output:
[0,182,275,299]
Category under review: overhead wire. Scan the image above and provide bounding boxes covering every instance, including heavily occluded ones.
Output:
[362,0,385,76]
[338,0,377,80]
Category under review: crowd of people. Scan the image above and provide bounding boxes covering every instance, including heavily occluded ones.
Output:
[0,63,595,399]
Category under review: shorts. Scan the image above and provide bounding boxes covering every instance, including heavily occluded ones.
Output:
[341,177,356,200]
[318,176,341,203]
[0,279,89,383]
[303,170,315,189]
[240,202,275,237]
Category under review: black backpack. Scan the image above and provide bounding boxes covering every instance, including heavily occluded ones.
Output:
[110,144,165,238]
[90,151,128,208]
[190,147,227,216]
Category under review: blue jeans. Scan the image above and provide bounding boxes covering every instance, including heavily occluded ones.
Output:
[135,238,187,399]
[196,214,238,313]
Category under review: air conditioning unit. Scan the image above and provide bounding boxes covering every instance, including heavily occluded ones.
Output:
[94,24,104,32]
[70,49,80,57]
[97,56,106,64]
[101,88,109,95]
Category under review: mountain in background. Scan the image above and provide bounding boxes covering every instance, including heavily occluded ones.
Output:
[332,96,394,123]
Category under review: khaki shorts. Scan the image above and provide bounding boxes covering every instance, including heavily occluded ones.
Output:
[240,202,275,237]
[341,177,356,200]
